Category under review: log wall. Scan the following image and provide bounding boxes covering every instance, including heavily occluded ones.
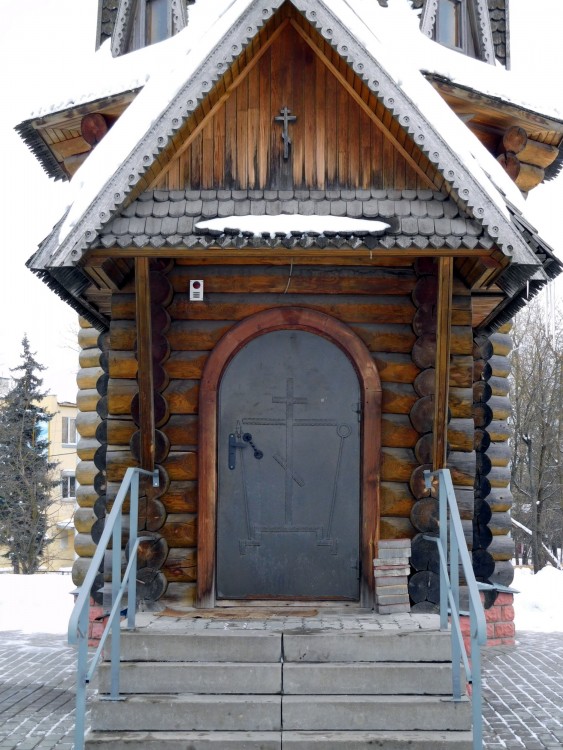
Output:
[73,318,105,602]
[472,323,514,595]
[100,257,478,608]
[407,260,475,613]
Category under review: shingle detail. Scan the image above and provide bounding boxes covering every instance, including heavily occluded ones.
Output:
[435,218,452,237]
[169,199,187,218]
[161,217,179,235]
[330,201,347,217]
[346,201,363,218]
[177,216,194,234]
[362,200,379,218]
[251,201,266,216]
[234,200,251,215]
[281,200,299,214]
[418,217,435,236]
[185,200,203,217]
[129,217,147,234]
[153,201,170,218]
[136,201,153,217]
[94,189,491,253]
[146,217,163,236]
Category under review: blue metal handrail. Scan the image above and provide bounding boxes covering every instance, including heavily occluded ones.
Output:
[68,467,159,750]
[424,468,487,750]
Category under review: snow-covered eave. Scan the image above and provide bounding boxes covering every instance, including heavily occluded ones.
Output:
[423,72,563,134]
[28,0,545,277]
[15,89,142,183]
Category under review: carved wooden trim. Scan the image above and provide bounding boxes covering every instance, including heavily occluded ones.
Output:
[197,307,382,607]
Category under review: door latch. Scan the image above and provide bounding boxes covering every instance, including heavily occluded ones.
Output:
[228,432,263,470]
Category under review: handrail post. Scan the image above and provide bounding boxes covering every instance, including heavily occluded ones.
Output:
[438,471,448,631]
[68,467,160,747]
[74,603,89,750]
[128,471,140,630]
[470,596,483,750]
[110,511,122,700]
[450,511,462,701]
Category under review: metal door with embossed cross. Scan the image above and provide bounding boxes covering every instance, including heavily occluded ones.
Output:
[217,329,361,600]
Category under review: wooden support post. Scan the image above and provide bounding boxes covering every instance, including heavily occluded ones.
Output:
[433,257,454,470]
[135,257,155,470]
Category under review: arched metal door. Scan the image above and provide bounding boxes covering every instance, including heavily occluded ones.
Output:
[217,329,361,600]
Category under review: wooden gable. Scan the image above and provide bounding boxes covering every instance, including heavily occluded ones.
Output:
[147,6,440,193]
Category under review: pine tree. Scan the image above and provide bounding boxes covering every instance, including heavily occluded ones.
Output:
[0,336,58,573]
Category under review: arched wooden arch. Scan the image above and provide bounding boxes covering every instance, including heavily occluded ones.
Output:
[197,307,382,607]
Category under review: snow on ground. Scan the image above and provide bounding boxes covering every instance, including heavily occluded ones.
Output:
[513,566,563,634]
[0,566,561,636]
[0,573,75,634]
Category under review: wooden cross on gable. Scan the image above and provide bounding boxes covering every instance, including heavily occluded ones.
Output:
[274,107,297,160]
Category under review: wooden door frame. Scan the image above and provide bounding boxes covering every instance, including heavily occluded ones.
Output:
[197,307,382,608]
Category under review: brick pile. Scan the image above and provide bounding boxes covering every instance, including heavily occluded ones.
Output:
[373,539,412,614]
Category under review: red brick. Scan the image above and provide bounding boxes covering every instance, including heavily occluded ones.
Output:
[485,605,503,623]
[495,621,515,639]
[502,605,515,621]
[487,638,502,647]
[495,593,513,606]
[90,621,106,639]
[487,623,495,639]
[459,616,471,634]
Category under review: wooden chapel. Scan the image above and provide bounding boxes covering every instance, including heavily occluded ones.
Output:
[19,0,563,623]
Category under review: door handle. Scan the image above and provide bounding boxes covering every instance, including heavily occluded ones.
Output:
[228,432,263,470]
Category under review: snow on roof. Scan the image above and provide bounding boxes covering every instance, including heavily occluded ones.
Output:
[33,0,546,273]
[195,215,390,236]
[55,0,251,247]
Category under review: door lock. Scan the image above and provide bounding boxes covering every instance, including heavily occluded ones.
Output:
[228,432,263,470]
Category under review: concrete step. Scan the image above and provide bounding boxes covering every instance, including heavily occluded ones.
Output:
[282,695,471,731]
[91,695,281,732]
[85,730,473,749]
[283,662,454,695]
[85,731,282,749]
[98,662,282,694]
[117,630,282,663]
[282,730,473,748]
[283,630,451,663]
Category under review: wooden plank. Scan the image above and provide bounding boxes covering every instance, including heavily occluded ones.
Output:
[290,19,436,189]
[315,54,326,188]
[258,50,270,188]
[291,25,305,186]
[202,118,214,188]
[433,256,453,470]
[236,72,248,187]
[213,102,226,187]
[168,265,417,295]
[325,65,337,185]
[134,259,155,470]
[337,72,349,184]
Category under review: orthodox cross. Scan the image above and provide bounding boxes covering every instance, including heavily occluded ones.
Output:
[244,378,338,527]
[274,106,297,160]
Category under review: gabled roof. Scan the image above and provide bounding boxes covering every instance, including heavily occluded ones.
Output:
[28,1,537,264]
[27,0,561,328]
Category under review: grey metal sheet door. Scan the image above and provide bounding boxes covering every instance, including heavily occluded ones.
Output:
[217,329,361,599]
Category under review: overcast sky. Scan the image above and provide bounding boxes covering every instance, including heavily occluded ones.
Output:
[0,0,562,401]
